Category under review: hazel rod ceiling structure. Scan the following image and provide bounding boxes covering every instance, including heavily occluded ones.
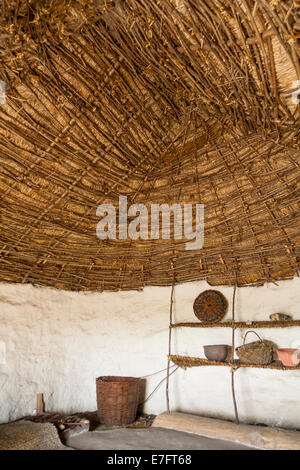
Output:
[0,0,299,291]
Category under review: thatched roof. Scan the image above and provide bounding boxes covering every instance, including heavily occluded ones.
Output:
[0,0,299,291]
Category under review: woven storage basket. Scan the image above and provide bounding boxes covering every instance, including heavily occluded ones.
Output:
[236,330,274,365]
[96,376,140,426]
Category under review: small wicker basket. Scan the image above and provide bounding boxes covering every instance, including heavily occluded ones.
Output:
[96,376,141,426]
[236,330,275,365]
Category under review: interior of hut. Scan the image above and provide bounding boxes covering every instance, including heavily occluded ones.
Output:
[0,0,300,453]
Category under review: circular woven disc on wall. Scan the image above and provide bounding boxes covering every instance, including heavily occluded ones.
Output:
[193,290,228,323]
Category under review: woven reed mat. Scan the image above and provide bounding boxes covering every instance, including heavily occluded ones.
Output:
[0,420,70,450]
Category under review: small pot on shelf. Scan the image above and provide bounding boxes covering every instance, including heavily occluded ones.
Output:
[277,348,300,367]
[269,313,292,322]
[203,344,228,362]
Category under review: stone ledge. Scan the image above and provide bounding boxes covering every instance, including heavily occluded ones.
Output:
[153,412,300,450]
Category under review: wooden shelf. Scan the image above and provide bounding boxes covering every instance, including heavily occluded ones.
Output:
[167,305,299,424]
[171,320,300,329]
[169,355,300,370]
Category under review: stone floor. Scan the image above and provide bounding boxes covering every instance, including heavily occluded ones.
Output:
[66,426,255,450]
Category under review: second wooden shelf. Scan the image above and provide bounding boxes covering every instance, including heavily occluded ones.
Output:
[171,320,300,329]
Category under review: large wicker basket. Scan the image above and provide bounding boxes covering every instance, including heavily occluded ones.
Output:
[236,330,275,365]
[96,376,141,426]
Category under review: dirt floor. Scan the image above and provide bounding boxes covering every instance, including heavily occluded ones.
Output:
[1,412,257,450]
[21,412,255,450]
[65,426,255,450]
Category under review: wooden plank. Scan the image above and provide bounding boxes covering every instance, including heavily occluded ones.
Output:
[36,393,45,415]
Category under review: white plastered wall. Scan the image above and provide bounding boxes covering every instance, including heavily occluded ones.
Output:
[0,278,300,428]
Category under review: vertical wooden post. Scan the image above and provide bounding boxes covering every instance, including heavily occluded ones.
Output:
[231,271,239,424]
[37,393,45,415]
[166,272,175,413]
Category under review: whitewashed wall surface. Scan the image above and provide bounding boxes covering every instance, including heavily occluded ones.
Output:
[0,279,300,428]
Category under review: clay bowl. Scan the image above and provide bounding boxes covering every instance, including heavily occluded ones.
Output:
[277,348,300,367]
[204,345,228,362]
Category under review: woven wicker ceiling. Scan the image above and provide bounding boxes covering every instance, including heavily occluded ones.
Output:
[0,0,300,291]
